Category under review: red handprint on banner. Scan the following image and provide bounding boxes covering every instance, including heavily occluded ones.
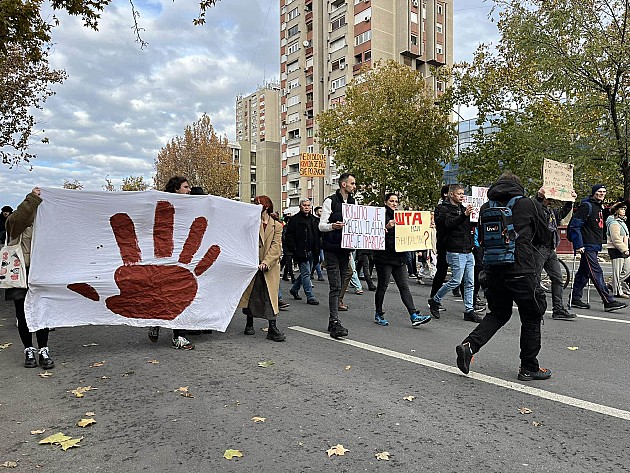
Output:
[68,201,220,320]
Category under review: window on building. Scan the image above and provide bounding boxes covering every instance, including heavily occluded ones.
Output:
[287,7,299,21]
[354,7,371,24]
[287,146,300,157]
[306,145,314,153]
[355,30,371,46]
[411,35,417,46]
[306,74,314,85]
[403,56,412,67]
[330,36,346,52]
[436,81,444,92]
[437,3,443,15]
[411,11,418,24]
[436,22,443,33]
[307,21,313,32]
[287,95,300,107]
[436,43,443,54]
[364,49,371,62]
[306,57,314,68]
[331,15,346,31]
[331,0,344,11]
[287,59,299,73]
[288,78,299,89]
[287,41,299,55]
[331,57,346,71]
[287,24,299,38]
[288,129,300,140]
[307,127,314,137]
[288,112,299,123]
[331,76,346,91]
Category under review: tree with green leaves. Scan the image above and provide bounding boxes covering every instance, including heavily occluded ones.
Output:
[454,0,630,199]
[317,60,455,209]
[103,175,150,191]
[154,113,237,198]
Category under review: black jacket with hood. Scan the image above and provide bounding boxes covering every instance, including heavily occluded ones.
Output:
[481,179,551,275]
[373,206,406,266]
[434,200,475,254]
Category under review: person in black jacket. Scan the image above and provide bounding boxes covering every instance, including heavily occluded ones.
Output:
[0,205,13,245]
[430,185,450,299]
[373,193,431,327]
[428,184,481,322]
[534,187,577,319]
[456,172,552,381]
[286,198,320,305]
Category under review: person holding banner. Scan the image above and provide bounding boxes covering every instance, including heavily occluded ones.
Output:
[239,196,286,342]
[319,173,356,339]
[4,187,54,369]
[373,193,432,327]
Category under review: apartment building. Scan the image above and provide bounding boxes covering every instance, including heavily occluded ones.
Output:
[280,0,454,209]
[233,82,282,206]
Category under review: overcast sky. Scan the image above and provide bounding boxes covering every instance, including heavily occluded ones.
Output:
[0,0,499,207]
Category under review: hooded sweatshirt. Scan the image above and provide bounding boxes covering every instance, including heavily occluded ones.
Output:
[480,179,551,275]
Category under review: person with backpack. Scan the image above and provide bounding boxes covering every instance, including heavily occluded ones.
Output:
[568,185,627,312]
[318,173,356,339]
[605,202,630,298]
[456,172,552,381]
[534,187,577,319]
[428,184,481,323]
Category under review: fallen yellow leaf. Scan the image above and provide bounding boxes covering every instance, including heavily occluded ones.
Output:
[375,451,390,461]
[85,412,95,417]
[38,372,52,378]
[147,359,159,364]
[90,361,105,368]
[30,429,46,435]
[77,418,96,428]
[70,386,95,398]
[0,342,12,350]
[403,396,415,402]
[567,347,579,351]
[532,421,543,427]
[251,417,266,423]
[344,365,352,371]
[326,444,349,457]
[177,386,189,392]
[39,433,72,445]
[0,461,18,468]
[59,437,83,451]
[518,407,533,415]
[223,449,243,460]
[257,360,274,368]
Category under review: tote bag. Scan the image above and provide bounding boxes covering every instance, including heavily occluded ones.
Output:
[0,236,27,289]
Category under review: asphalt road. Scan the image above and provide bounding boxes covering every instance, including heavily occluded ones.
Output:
[1,272,629,472]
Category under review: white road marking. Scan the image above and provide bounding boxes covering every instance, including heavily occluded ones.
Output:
[289,326,630,421]
[543,310,630,324]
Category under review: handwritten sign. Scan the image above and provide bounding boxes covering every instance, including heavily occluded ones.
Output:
[462,186,489,223]
[542,158,574,201]
[341,204,385,250]
[394,211,432,251]
[299,153,326,177]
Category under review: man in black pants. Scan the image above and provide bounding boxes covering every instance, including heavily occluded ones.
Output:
[456,172,553,381]
[318,173,356,338]
[429,185,450,316]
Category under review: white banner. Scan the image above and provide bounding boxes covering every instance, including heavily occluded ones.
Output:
[25,189,260,332]
[463,186,489,222]
[341,204,385,250]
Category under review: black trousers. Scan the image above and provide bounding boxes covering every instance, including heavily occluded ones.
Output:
[324,250,350,322]
[464,273,547,372]
[430,249,448,298]
[375,262,417,315]
[15,298,49,349]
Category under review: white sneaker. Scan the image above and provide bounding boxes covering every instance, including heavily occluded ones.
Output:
[172,336,195,350]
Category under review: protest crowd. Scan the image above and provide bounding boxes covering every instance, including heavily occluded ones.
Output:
[2,168,629,382]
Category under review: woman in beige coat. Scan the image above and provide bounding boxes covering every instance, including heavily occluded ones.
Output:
[239,195,285,341]
[606,202,630,298]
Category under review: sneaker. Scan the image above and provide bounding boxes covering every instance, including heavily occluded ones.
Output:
[416,277,425,285]
[604,300,627,312]
[570,299,590,309]
[338,302,348,311]
[428,298,441,319]
[518,367,551,381]
[328,320,348,338]
[278,299,290,310]
[410,311,431,326]
[172,336,195,350]
[38,347,55,369]
[24,347,37,368]
[452,288,462,298]
[317,276,325,281]
[551,309,577,319]
[374,312,389,326]
[289,289,302,300]
[355,289,364,295]
[456,342,474,374]
[307,298,320,305]
[464,310,483,323]
[148,326,160,343]
[474,302,486,313]
[368,285,377,291]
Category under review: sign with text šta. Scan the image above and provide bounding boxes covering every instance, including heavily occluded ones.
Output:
[462,186,489,223]
[341,204,385,250]
[542,158,574,202]
[299,153,326,177]
[394,210,432,251]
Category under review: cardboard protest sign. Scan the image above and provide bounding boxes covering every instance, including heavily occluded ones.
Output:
[25,189,260,332]
[463,186,489,222]
[341,204,385,250]
[542,158,574,201]
[299,153,326,177]
[394,211,432,251]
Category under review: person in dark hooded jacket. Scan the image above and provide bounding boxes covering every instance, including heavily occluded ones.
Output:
[456,172,553,381]
[372,193,431,327]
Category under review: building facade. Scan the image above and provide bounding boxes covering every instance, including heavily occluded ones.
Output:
[234,83,282,206]
[280,0,454,209]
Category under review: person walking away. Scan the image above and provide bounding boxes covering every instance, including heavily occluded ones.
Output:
[319,173,356,338]
[5,188,54,369]
[456,172,552,381]
[239,196,286,341]
[285,198,320,305]
[373,193,431,327]
[428,184,481,322]
[605,202,630,298]
[148,176,195,349]
[1,205,13,245]
[534,187,577,319]
[568,185,627,312]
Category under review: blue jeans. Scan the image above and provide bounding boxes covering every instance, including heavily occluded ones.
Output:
[434,252,475,312]
[291,252,314,300]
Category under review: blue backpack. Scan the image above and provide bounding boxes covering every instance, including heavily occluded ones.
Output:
[480,196,522,266]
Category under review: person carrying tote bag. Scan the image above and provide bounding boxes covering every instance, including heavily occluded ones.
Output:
[606,202,630,298]
[4,187,54,369]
